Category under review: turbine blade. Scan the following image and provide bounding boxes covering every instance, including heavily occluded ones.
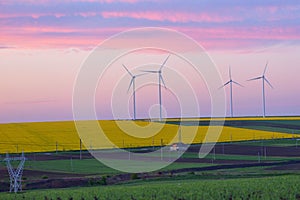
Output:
[263,62,268,75]
[264,77,273,89]
[247,77,262,81]
[218,81,230,89]
[122,64,133,77]
[160,54,170,71]
[127,78,134,93]
[232,81,244,87]
[229,66,232,80]
[141,70,158,73]
[160,74,166,88]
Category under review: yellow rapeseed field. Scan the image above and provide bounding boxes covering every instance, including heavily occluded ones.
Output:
[0,119,298,153]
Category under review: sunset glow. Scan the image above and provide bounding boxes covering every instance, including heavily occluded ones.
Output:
[1,0,300,122]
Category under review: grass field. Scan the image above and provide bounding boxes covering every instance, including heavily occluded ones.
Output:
[0,175,299,199]
[236,138,300,147]
[166,116,300,121]
[0,118,299,153]
[16,159,213,175]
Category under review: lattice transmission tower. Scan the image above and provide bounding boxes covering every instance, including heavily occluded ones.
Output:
[4,152,26,193]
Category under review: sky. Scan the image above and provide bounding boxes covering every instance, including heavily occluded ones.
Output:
[0,0,300,123]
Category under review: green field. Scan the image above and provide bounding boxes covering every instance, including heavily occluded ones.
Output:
[235,138,300,147]
[21,159,214,175]
[166,119,300,134]
[1,175,299,200]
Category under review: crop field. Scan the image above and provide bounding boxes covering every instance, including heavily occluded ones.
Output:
[0,118,299,153]
[0,117,299,199]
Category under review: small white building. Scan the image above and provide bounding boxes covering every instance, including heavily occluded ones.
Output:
[169,143,188,151]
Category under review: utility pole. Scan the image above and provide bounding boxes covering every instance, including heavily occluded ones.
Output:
[79,139,82,160]
[160,139,163,161]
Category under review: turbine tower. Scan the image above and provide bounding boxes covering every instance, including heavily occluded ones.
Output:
[123,64,145,120]
[248,62,273,118]
[142,55,170,121]
[220,66,243,117]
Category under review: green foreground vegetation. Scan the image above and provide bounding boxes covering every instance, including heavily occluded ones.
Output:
[1,175,299,200]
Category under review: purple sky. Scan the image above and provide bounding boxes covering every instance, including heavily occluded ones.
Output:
[1,0,300,122]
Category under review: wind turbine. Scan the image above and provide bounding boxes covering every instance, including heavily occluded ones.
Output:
[142,55,170,121]
[247,62,273,118]
[123,64,146,120]
[220,66,243,117]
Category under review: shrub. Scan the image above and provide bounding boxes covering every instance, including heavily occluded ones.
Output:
[101,176,107,185]
[42,175,48,179]
[131,173,139,180]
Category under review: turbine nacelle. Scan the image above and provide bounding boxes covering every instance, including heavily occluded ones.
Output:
[141,54,170,89]
[219,66,243,89]
[247,62,273,118]
[247,62,273,89]
[123,64,147,92]
[123,64,147,120]
[219,66,243,117]
[140,54,171,121]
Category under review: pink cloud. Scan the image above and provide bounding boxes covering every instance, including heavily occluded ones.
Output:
[0,12,67,19]
[0,26,126,48]
[1,23,299,50]
[179,26,300,40]
[101,11,238,23]
[0,11,101,19]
